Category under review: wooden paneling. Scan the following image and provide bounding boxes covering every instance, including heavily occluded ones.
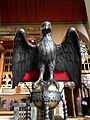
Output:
[0,52,4,87]
[0,0,87,23]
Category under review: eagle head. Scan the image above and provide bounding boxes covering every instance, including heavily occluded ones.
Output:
[41,21,52,35]
[41,21,52,30]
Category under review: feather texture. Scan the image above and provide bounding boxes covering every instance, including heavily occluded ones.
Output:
[12,26,81,89]
[12,29,38,88]
[55,27,81,88]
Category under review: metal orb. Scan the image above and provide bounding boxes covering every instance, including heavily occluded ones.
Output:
[31,80,61,110]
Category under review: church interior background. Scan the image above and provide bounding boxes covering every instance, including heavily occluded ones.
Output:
[0,0,90,120]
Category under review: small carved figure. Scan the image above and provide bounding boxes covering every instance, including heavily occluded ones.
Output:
[12,21,81,89]
[1,99,9,111]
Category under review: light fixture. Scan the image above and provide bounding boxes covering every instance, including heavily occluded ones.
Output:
[31,40,34,42]
[0,40,3,44]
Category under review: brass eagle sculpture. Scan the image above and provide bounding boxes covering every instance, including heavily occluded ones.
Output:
[12,21,81,89]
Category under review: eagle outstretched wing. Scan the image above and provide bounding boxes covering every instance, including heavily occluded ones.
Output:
[12,29,38,88]
[55,27,81,88]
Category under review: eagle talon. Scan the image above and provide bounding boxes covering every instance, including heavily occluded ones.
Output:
[32,80,40,90]
[47,79,59,89]
[32,79,44,90]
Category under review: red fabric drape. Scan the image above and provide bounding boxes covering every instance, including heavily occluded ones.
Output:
[23,70,70,82]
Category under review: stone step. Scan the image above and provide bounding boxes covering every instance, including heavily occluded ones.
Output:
[54,116,90,120]
[67,116,90,120]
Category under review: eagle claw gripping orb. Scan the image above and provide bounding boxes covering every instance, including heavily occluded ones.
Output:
[12,21,81,120]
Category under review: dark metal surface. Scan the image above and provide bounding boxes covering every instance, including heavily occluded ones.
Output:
[32,91,60,102]
[12,21,81,89]
[12,21,81,120]
[37,22,56,82]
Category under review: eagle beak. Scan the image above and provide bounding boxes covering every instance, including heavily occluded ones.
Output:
[41,21,52,31]
[41,24,52,31]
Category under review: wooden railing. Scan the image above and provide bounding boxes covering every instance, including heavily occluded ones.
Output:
[81,82,90,115]
[82,55,90,73]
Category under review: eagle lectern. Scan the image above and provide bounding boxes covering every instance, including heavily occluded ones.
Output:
[12,21,81,120]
